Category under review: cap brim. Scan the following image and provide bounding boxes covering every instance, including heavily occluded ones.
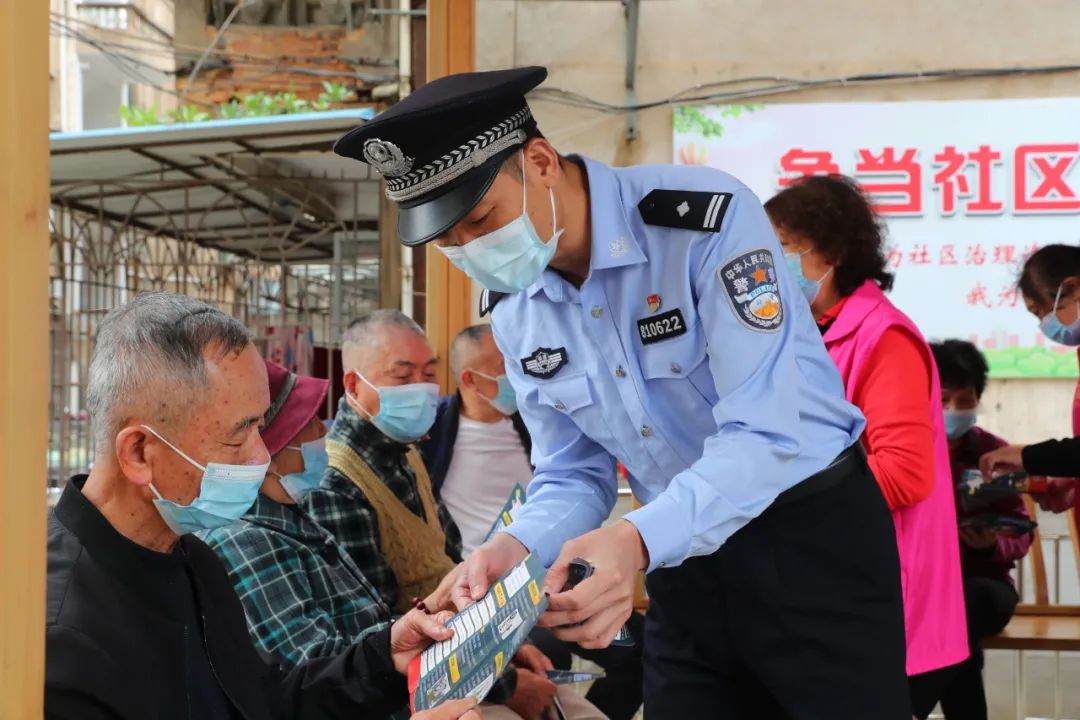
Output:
[260,375,329,457]
[397,146,518,247]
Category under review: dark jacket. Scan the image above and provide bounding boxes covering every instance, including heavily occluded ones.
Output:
[1022,436,1080,477]
[419,393,532,496]
[46,476,408,720]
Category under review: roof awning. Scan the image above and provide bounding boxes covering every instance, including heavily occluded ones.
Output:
[50,109,383,262]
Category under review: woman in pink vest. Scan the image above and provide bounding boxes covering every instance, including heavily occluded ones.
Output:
[765,175,968,720]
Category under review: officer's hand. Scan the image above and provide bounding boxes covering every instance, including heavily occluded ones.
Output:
[411,697,481,719]
[538,520,648,649]
[452,533,529,611]
[389,608,455,674]
[978,444,1027,479]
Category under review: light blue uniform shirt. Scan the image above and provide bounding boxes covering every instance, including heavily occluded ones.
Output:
[490,157,865,573]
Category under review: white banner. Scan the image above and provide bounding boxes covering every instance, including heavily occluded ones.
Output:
[673,98,1080,377]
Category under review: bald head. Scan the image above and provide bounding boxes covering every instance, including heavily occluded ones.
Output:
[341,309,427,375]
[449,325,495,380]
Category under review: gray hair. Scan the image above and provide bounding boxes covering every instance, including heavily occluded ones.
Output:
[341,309,425,373]
[87,292,252,449]
[449,324,493,378]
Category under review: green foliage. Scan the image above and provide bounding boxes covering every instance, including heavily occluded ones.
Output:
[673,103,765,139]
[983,347,1080,378]
[118,82,358,128]
[118,104,162,127]
[169,105,212,124]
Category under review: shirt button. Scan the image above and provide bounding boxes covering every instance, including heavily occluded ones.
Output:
[670,363,682,374]
[640,425,653,437]
[591,306,603,318]
[554,401,566,411]
[615,366,626,377]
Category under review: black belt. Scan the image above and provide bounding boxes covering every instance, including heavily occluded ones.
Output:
[774,443,867,507]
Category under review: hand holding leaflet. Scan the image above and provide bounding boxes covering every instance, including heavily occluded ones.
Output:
[410,553,548,712]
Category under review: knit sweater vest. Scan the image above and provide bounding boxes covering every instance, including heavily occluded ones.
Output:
[326,439,456,614]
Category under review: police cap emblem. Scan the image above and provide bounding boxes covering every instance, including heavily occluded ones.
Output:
[718,248,784,332]
[521,347,568,379]
[362,138,414,177]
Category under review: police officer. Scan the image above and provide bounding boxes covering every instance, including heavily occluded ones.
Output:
[335,66,911,718]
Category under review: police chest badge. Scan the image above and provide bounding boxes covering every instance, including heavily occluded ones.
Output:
[521,347,568,379]
[719,249,784,332]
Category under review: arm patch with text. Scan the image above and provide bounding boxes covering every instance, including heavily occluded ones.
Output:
[718,249,784,332]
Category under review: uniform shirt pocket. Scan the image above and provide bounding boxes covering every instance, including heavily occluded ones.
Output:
[537,372,595,415]
[639,328,708,381]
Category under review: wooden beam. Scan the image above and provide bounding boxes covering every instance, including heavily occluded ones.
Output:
[424,0,475,392]
[0,1,49,718]
[378,180,402,310]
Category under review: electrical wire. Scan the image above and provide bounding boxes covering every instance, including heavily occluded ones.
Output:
[183,0,247,101]
[529,64,1080,114]
[49,15,396,85]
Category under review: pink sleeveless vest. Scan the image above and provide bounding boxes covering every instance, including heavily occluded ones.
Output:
[823,280,968,676]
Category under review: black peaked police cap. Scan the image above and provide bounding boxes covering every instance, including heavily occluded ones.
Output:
[334,66,547,246]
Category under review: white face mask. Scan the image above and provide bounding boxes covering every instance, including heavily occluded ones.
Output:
[436,151,562,293]
[140,425,269,535]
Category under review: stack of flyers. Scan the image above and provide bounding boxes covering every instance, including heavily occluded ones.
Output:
[546,670,606,685]
[483,484,527,543]
[409,553,548,712]
[960,469,1046,500]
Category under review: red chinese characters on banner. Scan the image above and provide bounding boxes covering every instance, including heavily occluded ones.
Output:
[908,244,931,265]
[1014,144,1080,213]
[932,145,1004,215]
[992,245,1017,265]
[774,144,1080,216]
[778,149,840,187]
[939,244,958,265]
[854,148,922,215]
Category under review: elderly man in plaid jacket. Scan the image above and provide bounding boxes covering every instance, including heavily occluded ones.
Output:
[304,310,607,720]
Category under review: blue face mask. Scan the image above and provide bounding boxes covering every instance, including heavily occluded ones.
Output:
[472,370,518,415]
[943,410,977,440]
[276,436,328,503]
[1039,282,1080,346]
[784,249,833,304]
[435,152,562,293]
[141,425,269,536]
[348,372,439,443]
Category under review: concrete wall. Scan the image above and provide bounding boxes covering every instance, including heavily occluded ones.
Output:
[476,0,1080,444]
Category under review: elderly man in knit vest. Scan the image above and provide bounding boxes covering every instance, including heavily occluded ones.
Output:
[305,309,606,720]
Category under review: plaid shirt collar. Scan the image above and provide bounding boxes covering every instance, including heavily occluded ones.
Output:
[241,493,330,545]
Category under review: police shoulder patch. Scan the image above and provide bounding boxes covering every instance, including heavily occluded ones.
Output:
[521,347,568,379]
[638,189,732,232]
[718,249,784,332]
[479,288,507,318]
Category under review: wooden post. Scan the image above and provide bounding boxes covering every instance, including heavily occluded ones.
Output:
[0,1,49,717]
[424,0,475,393]
[378,180,402,311]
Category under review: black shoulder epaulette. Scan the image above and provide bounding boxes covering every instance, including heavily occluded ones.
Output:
[638,189,733,232]
[479,288,507,318]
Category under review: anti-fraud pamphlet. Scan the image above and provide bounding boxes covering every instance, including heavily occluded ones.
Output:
[482,484,526,543]
[408,553,547,711]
